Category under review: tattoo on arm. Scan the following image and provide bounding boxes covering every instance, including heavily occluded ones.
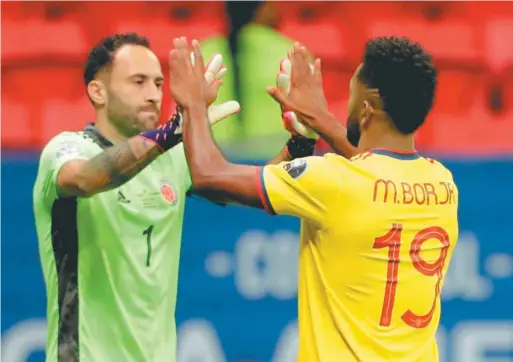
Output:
[80,136,162,194]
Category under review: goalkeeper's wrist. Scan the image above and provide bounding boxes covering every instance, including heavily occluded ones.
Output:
[286,135,317,159]
[138,107,183,153]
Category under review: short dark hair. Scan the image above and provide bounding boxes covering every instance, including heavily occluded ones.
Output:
[84,33,150,86]
[358,36,438,134]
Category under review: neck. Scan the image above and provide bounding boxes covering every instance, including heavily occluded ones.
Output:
[94,113,129,145]
[357,130,416,154]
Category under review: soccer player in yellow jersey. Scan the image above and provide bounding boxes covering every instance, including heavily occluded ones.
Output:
[170,36,458,362]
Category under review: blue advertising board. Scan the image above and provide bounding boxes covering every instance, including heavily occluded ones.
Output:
[2,156,513,362]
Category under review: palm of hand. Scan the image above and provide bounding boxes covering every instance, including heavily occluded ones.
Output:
[289,82,327,118]
[169,40,207,107]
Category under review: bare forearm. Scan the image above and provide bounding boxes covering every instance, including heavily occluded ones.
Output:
[76,137,162,196]
[182,104,229,186]
[181,103,265,209]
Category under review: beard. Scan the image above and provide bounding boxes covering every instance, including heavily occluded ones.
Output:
[107,93,160,135]
[346,115,361,147]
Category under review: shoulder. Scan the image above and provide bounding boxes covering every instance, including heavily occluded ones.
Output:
[266,153,352,188]
[41,131,92,159]
[37,131,95,179]
[424,157,456,182]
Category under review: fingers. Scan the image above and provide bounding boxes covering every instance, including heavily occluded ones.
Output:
[288,43,317,87]
[216,66,227,80]
[267,86,294,110]
[277,58,292,96]
[204,53,223,84]
[208,101,241,124]
[282,112,299,135]
[280,58,292,76]
[313,58,323,88]
[191,39,205,74]
[192,52,227,85]
[291,43,311,79]
[211,79,223,95]
[170,37,192,74]
[277,73,291,95]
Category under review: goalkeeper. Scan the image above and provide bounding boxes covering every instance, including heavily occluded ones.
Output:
[33,33,317,362]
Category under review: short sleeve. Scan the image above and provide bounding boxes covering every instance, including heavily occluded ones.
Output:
[35,132,92,201]
[166,143,192,192]
[257,155,342,225]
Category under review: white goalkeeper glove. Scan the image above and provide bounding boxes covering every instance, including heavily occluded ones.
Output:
[191,52,240,125]
[276,58,319,140]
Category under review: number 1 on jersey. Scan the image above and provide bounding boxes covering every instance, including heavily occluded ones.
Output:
[374,224,450,328]
[143,225,154,267]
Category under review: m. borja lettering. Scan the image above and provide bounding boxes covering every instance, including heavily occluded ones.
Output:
[373,179,455,205]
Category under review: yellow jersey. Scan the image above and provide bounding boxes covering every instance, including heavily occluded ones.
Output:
[257,149,459,362]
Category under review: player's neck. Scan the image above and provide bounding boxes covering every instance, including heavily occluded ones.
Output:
[358,132,416,154]
[94,116,130,145]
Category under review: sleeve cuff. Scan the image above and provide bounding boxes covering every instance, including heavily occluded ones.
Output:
[255,167,276,215]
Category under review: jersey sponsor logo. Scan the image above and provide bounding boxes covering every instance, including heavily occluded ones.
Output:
[160,181,177,205]
[283,159,307,179]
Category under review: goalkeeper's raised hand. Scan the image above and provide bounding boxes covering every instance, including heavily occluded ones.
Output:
[140,50,240,152]
[190,52,240,125]
[165,51,241,137]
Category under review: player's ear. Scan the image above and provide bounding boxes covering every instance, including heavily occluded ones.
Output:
[87,80,107,106]
[361,100,374,129]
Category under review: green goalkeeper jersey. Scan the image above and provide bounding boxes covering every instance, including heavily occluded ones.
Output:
[33,125,192,362]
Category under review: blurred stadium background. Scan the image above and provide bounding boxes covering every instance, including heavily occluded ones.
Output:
[1,1,512,361]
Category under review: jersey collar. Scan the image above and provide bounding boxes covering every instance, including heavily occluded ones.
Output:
[83,123,114,149]
[370,148,421,160]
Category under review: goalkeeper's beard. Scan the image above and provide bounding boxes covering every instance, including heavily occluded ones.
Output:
[346,116,361,148]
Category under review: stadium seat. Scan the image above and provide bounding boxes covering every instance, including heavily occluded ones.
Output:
[1,93,32,148]
[464,1,513,23]
[434,69,486,117]
[273,2,346,62]
[369,20,483,69]
[80,3,148,43]
[485,19,513,74]
[369,14,486,121]
[430,71,513,155]
[3,65,89,147]
[41,96,94,146]
[1,2,91,148]
[112,2,228,62]
[1,1,89,65]
[430,111,513,155]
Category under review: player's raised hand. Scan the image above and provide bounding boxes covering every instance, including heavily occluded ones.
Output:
[268,43,330,132]
[169,38,208,109]
[277,58,319,140]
